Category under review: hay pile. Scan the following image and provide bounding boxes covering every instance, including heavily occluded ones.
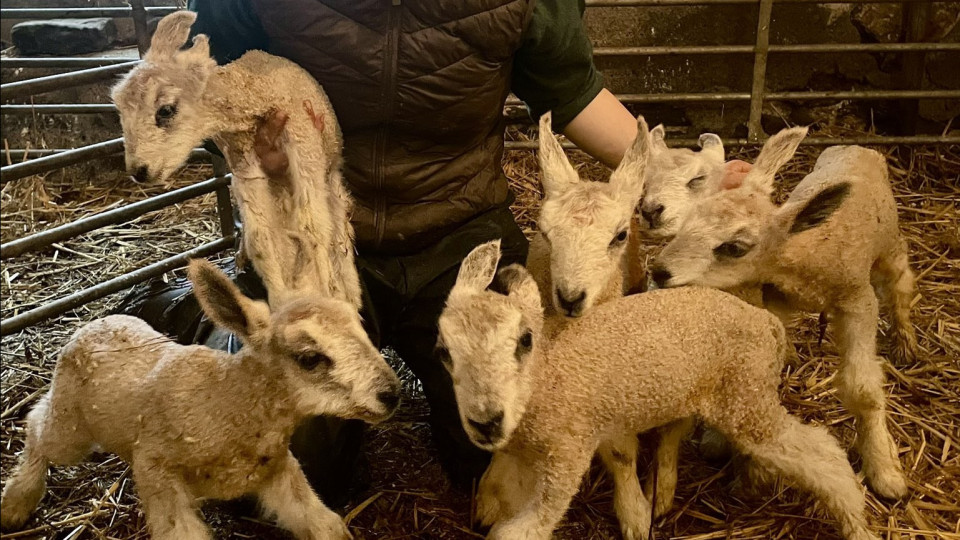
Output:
[1,131,958,540]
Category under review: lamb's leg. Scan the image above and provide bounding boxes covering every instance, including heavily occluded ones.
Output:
[834,294,907,500]
[132,459,211,540]
[1,393,93,530]
[488,444,594,540]
[872,242,919,364]
[599,432,651,540]
[731,413,880,540]
[257,452,351,540]
[477,449,532,529]
[644,418,693,519]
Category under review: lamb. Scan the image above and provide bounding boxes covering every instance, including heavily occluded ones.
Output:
[0,259,401,539]
[525,112,649,323]
[650,137,919,500]
[437,240,880,540]
[638,127,727,237]
[111,11,361,309]
[526,112,691,517]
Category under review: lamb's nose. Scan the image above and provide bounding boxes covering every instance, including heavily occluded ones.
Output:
[377,390,400,412]
[132,166,149,183]
[556,289,586,317]
[468,411,504,441]
[641,203,665,228]
[651,265,673,288]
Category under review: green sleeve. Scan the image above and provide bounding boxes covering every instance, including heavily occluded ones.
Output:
[511,0,604,132]
[187,0,269,65]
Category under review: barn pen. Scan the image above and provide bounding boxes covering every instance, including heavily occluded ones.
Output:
[1,1,958,539]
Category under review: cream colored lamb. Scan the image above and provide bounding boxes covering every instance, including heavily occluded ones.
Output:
[0,260,401,540]
[437,240,879,540]
[111,11,360,309]
[639,127,727,237]
[525,112,689,517]
[525,112,648,323]
[650,137,919,500]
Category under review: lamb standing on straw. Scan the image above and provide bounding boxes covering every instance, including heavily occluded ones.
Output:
[0,260,400,539]
[438,240,880,540]
[110,10,360,309]
[651,137,918,500]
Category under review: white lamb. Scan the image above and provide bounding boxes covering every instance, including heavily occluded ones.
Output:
[650,135,919,500]
[111,11,361,309]
[525,112,690,516]
[639,126,727,237]
[525,112,649,323]
[437,240,880,540]
[0,260,401,539]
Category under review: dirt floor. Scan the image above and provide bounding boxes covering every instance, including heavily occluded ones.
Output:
[1,131,958,539]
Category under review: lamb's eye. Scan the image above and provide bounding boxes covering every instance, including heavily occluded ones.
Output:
[713,241,752,259]
[296,352,332,371]
[687,175,707,190]
[155,104,178,128]
[610,230,628,247]
[515,330,533,360]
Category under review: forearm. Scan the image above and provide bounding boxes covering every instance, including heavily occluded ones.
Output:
[562,89,637,168]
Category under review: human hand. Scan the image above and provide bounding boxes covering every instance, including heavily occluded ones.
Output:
[721,159,752,189]
[253,109,290,178]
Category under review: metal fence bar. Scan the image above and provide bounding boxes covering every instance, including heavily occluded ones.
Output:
[129,0,152,57]
[747,0,774,140]
[0,139,125,184]
[594,42,960,56]
[3,147,211,162]
[1,57,139,69]
[1,104,118,115]
[0,176,232,260]
[0,237,235,336]
[0,62,138,100]
[211,157,237,243]
[0,7,178,19]
[504,134,960,150]
[899,1,931,135]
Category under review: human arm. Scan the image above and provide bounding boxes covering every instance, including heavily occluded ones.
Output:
[187,0,268,65]
[511,0,637,168]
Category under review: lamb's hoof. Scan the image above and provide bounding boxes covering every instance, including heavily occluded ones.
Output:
[475,494,501,530]
[0,498,33,531]
[620,521,651,540]
[865,467,908,501]
[653,495,672,520]
[616,502,652,540]
[307,513,352,540]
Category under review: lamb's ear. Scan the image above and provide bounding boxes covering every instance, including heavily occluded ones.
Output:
[147,11,197,61]
[453,240,502,293]
[741,126,808,197]
[497,264,542,315]
[538,112,579,199]
[189,259,270,341]
[178,33,213,66]
[609,115,650,204]
[650,124,667,153]
[698,133,724,161]
[786,182,851,235]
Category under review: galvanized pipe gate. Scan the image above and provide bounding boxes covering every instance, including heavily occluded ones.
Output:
[1,0,957,336]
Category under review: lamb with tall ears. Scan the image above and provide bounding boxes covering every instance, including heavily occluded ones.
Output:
[527,112,649,319]
[651,132,918,500]
[112,11,360,309]
[639,127,727,236]
[439,240,881,540]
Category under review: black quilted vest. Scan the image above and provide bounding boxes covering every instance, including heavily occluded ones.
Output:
[250,0,535,254]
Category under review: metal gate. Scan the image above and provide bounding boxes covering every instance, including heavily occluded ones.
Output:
[1,0,958,336]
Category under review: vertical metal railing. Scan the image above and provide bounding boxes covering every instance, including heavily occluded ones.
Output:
[747,0,775,141]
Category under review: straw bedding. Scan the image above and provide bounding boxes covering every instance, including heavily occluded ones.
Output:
[1,130,957,539]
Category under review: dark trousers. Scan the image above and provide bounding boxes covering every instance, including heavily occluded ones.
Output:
[115,203,528,503]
